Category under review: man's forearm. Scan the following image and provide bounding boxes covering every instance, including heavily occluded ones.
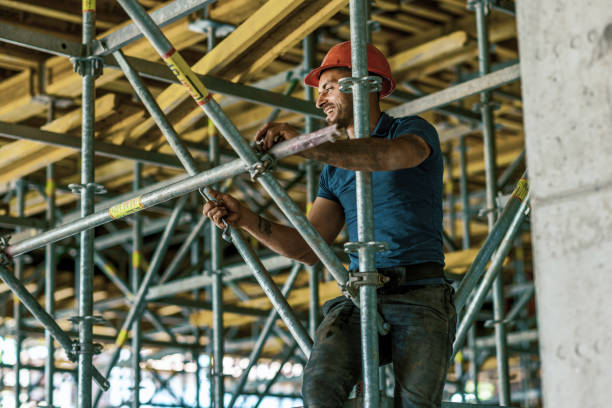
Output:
[241,211,318,265]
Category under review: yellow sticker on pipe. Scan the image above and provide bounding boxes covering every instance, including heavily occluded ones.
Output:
[163,49,210,106]
[108,197,144,219]
[83,0,95,12]
[45,179,56,197]
[116,329,129,346]
[512,178,529,202]
[306,202,313,216]
[132,251,141,269]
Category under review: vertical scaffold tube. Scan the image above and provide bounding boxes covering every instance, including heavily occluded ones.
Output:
[303,34,320,338]
[45,165,56,407]
[131,162,143,408]
[348,0,379,406]
[77,0,97,406]
[14,179,24,408]
[474,0,510,403]
[208,24,225,408]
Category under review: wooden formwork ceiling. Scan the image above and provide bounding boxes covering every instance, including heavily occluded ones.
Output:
[0,0,526,347]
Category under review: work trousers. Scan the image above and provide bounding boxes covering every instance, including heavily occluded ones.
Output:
[302,284,457,408]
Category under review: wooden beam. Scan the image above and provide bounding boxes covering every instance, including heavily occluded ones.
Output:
[0,94,117,186]
[0,0,116,29]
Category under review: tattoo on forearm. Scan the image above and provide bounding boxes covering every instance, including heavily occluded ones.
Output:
[258,216,272,236]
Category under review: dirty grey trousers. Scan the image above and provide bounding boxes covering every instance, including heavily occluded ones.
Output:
[302,284,456,408]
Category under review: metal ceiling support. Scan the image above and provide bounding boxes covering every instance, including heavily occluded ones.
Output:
[13,180,24,408]
[303,34,321,339]
[0,23,81,57]
[74,2,100,405]
[44,163,56,408]
[346,1,381,406]
[207,23,225,408]
[131,162,143,408]
[472,0,510,403]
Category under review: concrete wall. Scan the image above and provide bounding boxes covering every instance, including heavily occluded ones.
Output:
[516,1,612,407]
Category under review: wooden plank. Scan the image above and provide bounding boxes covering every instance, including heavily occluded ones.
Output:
[0,94,117,185]
[0,0,115,29]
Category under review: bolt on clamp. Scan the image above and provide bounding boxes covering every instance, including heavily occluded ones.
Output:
[338,75,383,94]
[0,235,11,266]
[342,270,391,299]
[247,153,276,181]
[71,341,104,356]
[68,182,107,195]
[70,55,104,78]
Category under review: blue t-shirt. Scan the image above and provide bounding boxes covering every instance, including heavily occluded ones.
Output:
[317,112,444,270]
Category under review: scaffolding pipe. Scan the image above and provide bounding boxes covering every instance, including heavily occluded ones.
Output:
[13,179,24,408]
[458,136,479,401]
[4,127,342,258]
[0,264,110,389]
[207,22,225,408]
[93,195,188,408]
[303,34,320,338]
[75,1,98,405]
[454,175,528,312]
[228,262,301,408]
[131,161,143,408]
[452,193,530,359]
[44,164,56,407]
[474,0,510,402]
[348,1,380,407]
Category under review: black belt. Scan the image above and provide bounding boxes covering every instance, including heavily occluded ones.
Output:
[376,262,445,287]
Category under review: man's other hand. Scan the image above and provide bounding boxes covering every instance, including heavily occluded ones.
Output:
[202,188,247,229]
[254,122,300,152]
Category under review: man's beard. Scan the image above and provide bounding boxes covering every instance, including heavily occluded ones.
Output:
[326,103,353,129]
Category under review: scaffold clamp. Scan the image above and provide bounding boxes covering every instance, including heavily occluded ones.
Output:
[70,54,104,78]
[343,240,389,253]
[247,153,276,181]
[68,182,107,195]
[338,75,382,94]
[0,235,11,266]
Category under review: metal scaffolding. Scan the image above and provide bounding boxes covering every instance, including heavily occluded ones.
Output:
[0,0,537,407]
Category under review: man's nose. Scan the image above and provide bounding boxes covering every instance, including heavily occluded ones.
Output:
[315,93,325,109]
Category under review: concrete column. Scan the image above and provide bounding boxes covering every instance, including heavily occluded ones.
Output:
[516,1,612,407]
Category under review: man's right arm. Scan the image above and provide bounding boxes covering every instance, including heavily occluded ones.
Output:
[203,189,345,266]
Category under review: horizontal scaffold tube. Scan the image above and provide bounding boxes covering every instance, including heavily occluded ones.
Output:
[4,126,343,258]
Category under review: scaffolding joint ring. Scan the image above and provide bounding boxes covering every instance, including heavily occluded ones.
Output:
[338,76,382,94]
[0,235,12,266]
[343,240,389,253]
[68,182,107,195]
[70,55,104,78]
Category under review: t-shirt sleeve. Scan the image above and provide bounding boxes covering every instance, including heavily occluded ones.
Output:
[317,165,340,203]
[392,116,441,165]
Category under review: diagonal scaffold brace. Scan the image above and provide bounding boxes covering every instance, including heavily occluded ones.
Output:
[114,0,390,334]
[0,246,110,391]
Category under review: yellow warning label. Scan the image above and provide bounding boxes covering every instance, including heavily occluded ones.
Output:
[83,0,95,11]
[45,179,56,197]
[163,52,210,105]
[104,264,115,276]
[116,329,129,346]
[306,202,313,215]
[208,118,216,136]
[132,251,141,269]
[512,178,529,202]
[108,197,143,219]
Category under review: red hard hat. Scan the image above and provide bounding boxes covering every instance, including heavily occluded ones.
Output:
[304,41,396,98]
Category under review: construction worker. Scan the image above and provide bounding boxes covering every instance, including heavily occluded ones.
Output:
[203,41,456,408]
